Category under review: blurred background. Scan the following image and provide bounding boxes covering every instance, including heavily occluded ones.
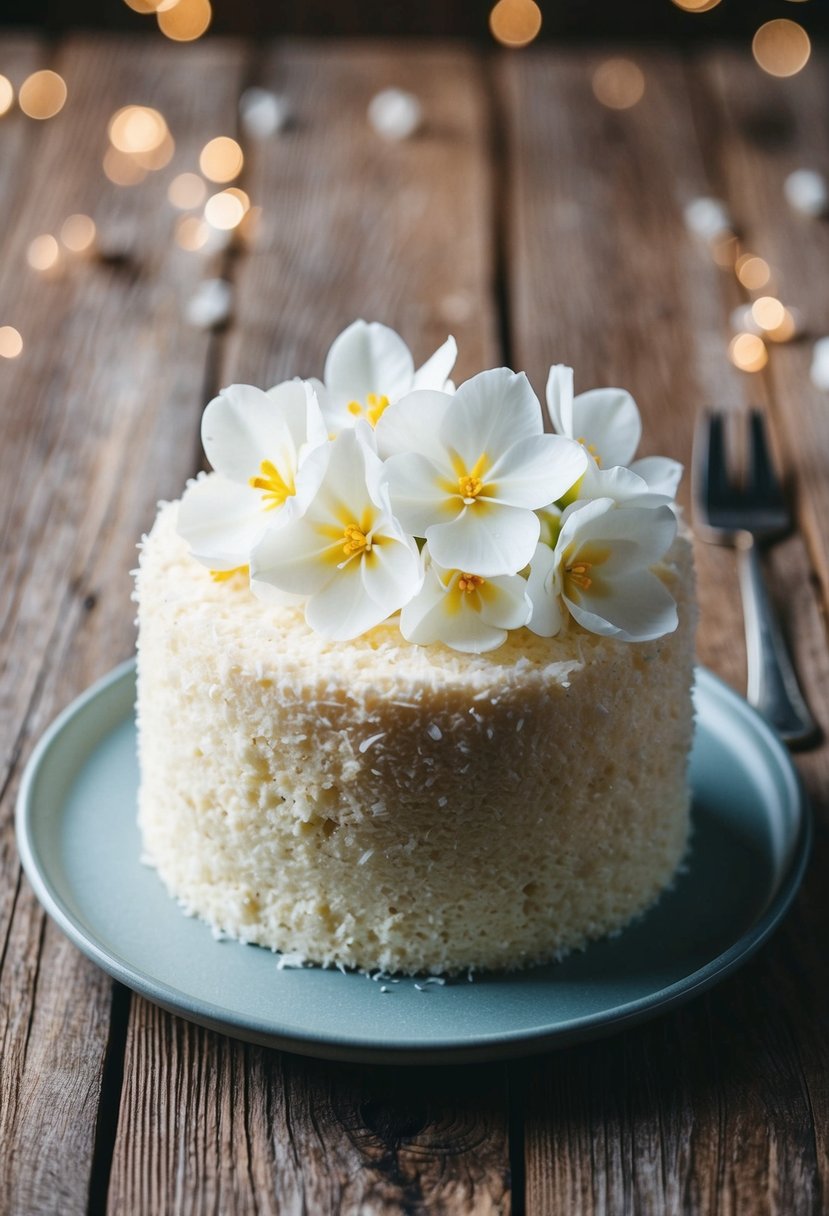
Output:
[1,0,829,42]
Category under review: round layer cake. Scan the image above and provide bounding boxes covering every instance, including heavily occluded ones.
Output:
[136,501,696,975]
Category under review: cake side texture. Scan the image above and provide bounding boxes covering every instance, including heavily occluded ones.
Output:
[136,500,696,975]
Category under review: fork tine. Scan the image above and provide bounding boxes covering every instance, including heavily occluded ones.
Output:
[746,409,785,505]
[699,409,730,511]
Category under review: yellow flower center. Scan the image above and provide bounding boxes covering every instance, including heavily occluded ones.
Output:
[347,393,390,427]
[248,460,295,510]
[342,523,370,556]
[209,565,249,582]
[458,475,483,501]
[577,437,602,467]
[565,560,593,591]
[457,573,485,594]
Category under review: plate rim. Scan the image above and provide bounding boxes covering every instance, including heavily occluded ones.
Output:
[15,659,812,1065]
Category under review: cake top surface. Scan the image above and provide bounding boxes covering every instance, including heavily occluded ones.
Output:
[170,319,685,658]
[142,500,692,695]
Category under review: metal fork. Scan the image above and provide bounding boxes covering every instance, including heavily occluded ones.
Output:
[694,408,819,748]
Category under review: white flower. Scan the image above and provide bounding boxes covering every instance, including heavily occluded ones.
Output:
[546,364,682,498]
[177,380,327,572]
[313,319,457,435]
[250,427,423,640]
[400,546,531,654]
[378,368,588,576]
[526,498,679,642]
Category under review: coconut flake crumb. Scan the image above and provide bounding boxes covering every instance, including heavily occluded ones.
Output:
[426,723,442,741]
[276,951,308,970]
[359,732,387,753]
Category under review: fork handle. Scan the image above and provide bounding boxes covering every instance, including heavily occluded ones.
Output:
[737,542,819,747]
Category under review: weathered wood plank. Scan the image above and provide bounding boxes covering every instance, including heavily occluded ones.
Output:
[0,34,247,1216]
[503,46,829,1216]
[108,41,510,1216]
[696,49,829,612]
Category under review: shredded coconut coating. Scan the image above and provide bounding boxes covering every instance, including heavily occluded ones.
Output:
[136,501,697,975]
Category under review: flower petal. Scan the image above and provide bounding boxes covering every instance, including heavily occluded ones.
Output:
[526,542,564,637]
[565,569,678,641]
[487,434,588,509]
[324,319,415,403]
[440,368,543,468]
[305,561,394,640]
[374,390,454,461]
[629,455,683,498]
[562,501,677,575]
[478,574,532,629]
[177,473,271,568]
[427,501,540,576]
[201,384,296,485]
[400,570,509,654]
[545,364,574,436]
[412,335,458,391]
[250,515,340,597]
[360,531,423,616]
[571,387,642,467]
[382,450,457,535]
[266,377,328,457]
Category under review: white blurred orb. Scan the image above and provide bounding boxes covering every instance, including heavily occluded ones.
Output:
[784,168,828,218]
[683,196,733,241]
[185,279,233,329]
[367,88,422,141]
[240,88,291,138]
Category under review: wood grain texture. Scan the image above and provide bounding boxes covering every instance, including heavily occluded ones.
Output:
[107,41,511,1216]
[503,47,829,1216]
[0,34,247,1216]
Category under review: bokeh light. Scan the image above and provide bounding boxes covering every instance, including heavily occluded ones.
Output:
[671,0,721,10]
[751,297,786,333]
[199,136,244,183]
[176,215,210,251]
[168,172,207,209]
[157,0,212,41]
[18,71,67,120]
[752,20,811,78]
[27,234,61,273]
[489,0,542,48]
[0,326,23,359]
[205,190,246,230]
[109,105,168,155]
[592,59,646,110]
[735,253,771,290]
[103,146,147,186]
[132,132,175,171]
[729,333,768,373]
[766,307,799,343]
[0,76,14,117]
[61,214,96,253]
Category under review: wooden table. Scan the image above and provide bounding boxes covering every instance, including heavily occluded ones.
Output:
[2,32,829,1215]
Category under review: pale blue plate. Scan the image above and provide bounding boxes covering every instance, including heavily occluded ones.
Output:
[16,661,809,1064]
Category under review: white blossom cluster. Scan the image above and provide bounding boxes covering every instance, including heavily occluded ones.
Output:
[177,320,683,654]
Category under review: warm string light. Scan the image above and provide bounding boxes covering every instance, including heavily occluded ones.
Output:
[61,214,96,254]
[27,234,61,274]
[0,326,23,359]
[205,189,247,230]
[735,253,771,290]
[157,0,212,41]
[729,333,768,374]
[18,70,67,120]
[168,172,207,209]
[105,106,173,184]
[489,0,542,48]
[175,215,210,251]
[752,19,811,78]
[199,136,244,183]
[0,75,14,117]
[592,59,646,110]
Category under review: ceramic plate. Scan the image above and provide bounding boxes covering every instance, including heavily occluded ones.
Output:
[16,661,809,1064]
